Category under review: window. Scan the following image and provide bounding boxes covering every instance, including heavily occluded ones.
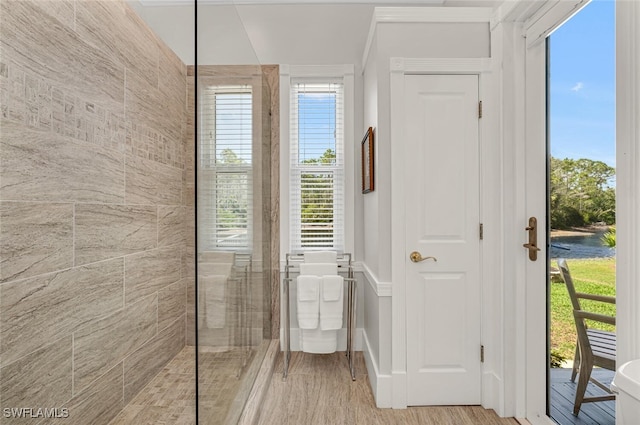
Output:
[199,85,252,250]
[290,81,344,252]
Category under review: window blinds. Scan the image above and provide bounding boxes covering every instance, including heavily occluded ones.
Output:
[290,81,345,252]
[199,85,253,250]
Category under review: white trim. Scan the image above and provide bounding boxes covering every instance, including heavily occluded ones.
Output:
[362,7,493,73]
[361,262,392,297]
[279,64,355,259]
[523,37,553,425]
[363,330,392,408]
[389,57,496,410]
[616,0,640,367]
[524,0,589,48]
[288,64,354,78]
[390,63,407,409]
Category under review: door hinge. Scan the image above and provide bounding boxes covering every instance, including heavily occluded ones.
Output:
[479,223,484,240]
[478,101,483,119]
[481,345,485,363]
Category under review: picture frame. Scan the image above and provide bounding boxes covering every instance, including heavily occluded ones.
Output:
[361,127,374,193]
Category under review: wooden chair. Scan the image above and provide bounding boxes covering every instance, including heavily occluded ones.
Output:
[557,258,616,415]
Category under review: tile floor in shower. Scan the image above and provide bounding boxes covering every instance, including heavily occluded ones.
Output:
[109,346,254,425]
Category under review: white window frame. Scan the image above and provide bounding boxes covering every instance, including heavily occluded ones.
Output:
[199,85,253,252]
[280,65,355,258]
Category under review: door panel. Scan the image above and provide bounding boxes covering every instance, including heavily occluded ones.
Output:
[405,74,481,406]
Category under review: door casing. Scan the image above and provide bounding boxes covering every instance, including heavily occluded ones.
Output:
[390,57,498,409]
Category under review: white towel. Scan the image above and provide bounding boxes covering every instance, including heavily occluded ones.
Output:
[201,275,227,329]
[304,251,337,264]
[200,251,235,264]
[300,328,338,354]
[199,262,232,277]
[299,263,337,277]
[297,275,320,329]
[320,275,344,330]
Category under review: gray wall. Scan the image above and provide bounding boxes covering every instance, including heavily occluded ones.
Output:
[0,1,190,423]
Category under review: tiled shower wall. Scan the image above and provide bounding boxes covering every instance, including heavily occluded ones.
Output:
[0,1,190,424]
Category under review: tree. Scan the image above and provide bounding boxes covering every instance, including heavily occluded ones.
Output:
[550,157,615,229]
[300,149,336,246]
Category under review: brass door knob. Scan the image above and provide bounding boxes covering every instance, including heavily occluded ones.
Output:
[409,251,437,263]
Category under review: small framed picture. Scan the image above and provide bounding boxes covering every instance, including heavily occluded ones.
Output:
[361,127,374,194]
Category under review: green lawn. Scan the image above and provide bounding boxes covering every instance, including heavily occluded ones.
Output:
[550,258,616,362]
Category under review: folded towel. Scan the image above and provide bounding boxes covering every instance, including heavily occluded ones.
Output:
[304,251,337,264]
[322,275,343,301]
[297,275,320,329]
[299,262,337,277]
[200,251,235,264]
[201,275,227,329]
[199,262,233,277]
[300,328,337,354]
[320,275,343,330]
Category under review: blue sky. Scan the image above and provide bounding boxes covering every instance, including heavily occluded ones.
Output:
[549,0,615,166]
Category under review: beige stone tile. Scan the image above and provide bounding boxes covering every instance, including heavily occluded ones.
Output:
[158,42,186,109]
[158,206,186,247]
[0,1,124,113]
[74,295,157,394]
[75,1,158,88]
[125,246,181,305]
[75,204,156,265]
[0,259,124,365]
[159,279,186,331]
[111,405,194,425]
[125,68,181,145]
[125,155,182,205]
[30,0,75,32]
[0,121,125,203]
[46,363,124,425]
[0,201,73,283]
[0,337,72,420]
[123,315,185,404]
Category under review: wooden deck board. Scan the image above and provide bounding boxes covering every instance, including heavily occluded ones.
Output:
[550,368,615,425]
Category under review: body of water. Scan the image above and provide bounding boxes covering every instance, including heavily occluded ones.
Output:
[550,230,615,259]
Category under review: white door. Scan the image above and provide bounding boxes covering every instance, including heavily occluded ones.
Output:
[404,74,482,406]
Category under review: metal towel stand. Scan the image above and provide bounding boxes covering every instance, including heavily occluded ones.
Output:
[282,252,357,381]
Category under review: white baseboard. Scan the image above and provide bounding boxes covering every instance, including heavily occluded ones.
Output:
[279,327,363,352]
[363,330,392,408]
[482,371,503,415]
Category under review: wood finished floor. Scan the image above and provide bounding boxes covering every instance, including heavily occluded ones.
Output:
[257,351,520,425]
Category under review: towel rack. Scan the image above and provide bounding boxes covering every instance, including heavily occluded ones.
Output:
[282,252,357,381]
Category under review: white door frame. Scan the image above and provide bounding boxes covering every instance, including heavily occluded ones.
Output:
[518,2,589,423]
[515,1,640,424]
[390,57,497,409]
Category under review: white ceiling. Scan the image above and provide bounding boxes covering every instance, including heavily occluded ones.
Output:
[131,0,505,65]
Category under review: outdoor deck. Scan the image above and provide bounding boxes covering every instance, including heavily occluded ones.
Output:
[550,367,615,425]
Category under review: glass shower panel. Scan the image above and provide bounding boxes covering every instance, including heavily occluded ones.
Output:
[194,3,275,419]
